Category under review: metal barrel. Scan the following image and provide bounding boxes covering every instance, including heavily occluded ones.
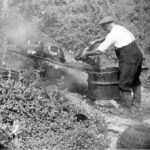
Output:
[87,67,120,100]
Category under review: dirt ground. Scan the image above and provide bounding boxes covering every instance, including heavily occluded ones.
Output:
[64,85,150,150]
[96,87,150,150]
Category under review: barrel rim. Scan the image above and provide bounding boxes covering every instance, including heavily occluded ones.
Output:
[88,81,119,85]
[88,67,119,75]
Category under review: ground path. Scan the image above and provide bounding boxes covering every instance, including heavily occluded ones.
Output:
[64,87,150,150]
[97,87,150,150]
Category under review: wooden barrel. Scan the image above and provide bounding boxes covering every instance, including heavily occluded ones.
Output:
[88,67,120,100]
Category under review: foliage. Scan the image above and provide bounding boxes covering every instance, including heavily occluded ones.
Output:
[0,0,150,64]
[1,0,150,67]
[131,0,150,50]
[0,70,108,149]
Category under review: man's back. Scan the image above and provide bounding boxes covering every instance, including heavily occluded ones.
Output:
[106,24,135,48]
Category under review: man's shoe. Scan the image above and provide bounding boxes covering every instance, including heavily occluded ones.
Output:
[117,106,131,115]
[132,103,141,109]
[107,107,121,115]
[108,106,131,116]
[131,106,141,115]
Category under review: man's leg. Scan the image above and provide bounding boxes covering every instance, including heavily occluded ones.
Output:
[132,64,142,109]
[118,62,135,110]
[118,62,142,115]
[131,84,142,115]
[108,90,132,115]
[132,84,141,108]
[120,90,133,109]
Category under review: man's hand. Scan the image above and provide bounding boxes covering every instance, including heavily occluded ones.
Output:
[80,53,88,60]
[74,50,88,61]
[89,37,105,46]
[89,40,97,46]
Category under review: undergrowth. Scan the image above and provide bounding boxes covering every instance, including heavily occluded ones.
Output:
[0,69,109,150]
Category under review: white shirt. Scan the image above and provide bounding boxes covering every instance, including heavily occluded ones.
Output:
[97,25,135,52]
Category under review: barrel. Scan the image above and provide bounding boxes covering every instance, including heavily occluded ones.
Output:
[88,67,120,100]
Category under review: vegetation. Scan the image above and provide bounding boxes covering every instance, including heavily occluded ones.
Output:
[0,71,108,149]
[1,0,149,65]
[0,0,150,149]
[0,0,150,63]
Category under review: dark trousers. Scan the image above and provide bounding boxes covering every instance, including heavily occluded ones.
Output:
[115,42,143,108]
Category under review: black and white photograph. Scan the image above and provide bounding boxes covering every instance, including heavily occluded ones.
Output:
[0,0,150,149]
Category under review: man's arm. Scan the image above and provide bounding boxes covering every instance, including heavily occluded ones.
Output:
[81,34,115,57]
[82,49,103,57]
[89,37,105,45]
[82,37,105,54]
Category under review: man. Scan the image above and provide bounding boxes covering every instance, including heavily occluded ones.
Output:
[81,16,143,114]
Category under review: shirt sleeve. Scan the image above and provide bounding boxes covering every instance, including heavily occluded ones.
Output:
[97,32,115,53]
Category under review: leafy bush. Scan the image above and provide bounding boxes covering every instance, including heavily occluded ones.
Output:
[0,70,108,149]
